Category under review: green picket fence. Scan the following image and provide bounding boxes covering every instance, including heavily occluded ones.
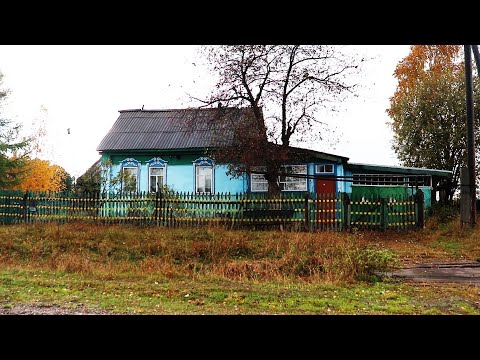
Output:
[349,193,419,230]
[0,190,424,231]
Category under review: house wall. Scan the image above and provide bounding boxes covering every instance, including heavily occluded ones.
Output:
[307,163,315,193]
[101,152,433,207]
[344,169,353,194]
[336,163,345,193]
[214,165,246,193]
[313,161,344,194]
[343,168,432,208]
[101,152,245,194]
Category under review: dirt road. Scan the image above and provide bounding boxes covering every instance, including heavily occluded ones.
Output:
[390,261,480,285]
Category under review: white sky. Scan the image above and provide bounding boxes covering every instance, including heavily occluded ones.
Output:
[0,45,411,178]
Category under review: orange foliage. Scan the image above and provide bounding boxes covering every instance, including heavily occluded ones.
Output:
[394,45,462,90]
[11,158,68,192]
[388,45,463,118]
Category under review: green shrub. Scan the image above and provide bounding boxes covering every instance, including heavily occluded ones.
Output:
[428,203,459,223]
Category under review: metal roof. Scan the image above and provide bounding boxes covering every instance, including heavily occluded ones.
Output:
[287,145,349,163]
[346,162,452,177]
[96,107,245,152]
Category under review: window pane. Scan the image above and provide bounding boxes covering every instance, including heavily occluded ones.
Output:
[252,174,266,181]
[196,166,212,193]
[251,180,268,192]
[151,168,163,176]
[150,176,156,192]
[197,167,207,176]
[124,168,137,177]
[278,165,307,191]
[123,167,137,192]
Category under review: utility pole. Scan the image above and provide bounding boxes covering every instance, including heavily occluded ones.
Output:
[461,45,477,227]
[472,45,480,78]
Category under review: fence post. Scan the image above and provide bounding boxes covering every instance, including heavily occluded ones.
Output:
[380,198,386,231]
[342,192,350,231]
[416,189,425,229]
[155,191,159,226]
[22,192,28,223]
[304,193,310,231]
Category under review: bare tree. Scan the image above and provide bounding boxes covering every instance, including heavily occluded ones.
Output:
[195,45,362,195]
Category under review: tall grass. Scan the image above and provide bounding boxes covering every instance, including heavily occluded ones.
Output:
[0,223,397,283]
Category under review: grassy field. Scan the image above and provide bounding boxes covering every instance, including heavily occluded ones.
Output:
[1,215,480,315]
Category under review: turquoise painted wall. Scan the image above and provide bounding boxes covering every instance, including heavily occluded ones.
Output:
[336,163,345,193]
[307,163,315,193]
[344,170,353,194]
[168,165,194,192]
[214,165,246,193]
[100,151,431,206]
[101,153,245,193]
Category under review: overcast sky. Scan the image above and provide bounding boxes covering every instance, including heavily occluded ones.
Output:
[0,45,411,178]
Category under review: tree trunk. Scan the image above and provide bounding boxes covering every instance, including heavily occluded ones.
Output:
[264,162,281,207]
[267,179,281,197]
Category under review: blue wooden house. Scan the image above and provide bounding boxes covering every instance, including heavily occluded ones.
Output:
[96,107,451,207]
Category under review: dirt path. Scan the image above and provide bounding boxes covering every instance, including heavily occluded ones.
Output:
[0,304,118,315]
[389,261,480,285]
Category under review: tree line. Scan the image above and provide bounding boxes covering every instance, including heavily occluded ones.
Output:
[1,45,476,199]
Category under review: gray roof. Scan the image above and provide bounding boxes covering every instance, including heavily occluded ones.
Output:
[287,145,349,163]
[97,107,247,152]
[346,162,452,177]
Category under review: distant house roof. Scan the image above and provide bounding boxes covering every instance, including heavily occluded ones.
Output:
[286,145,349,163]
[96,107,250,152]
[346,162,452,178]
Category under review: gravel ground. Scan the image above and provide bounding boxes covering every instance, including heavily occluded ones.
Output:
[0,303,118,315]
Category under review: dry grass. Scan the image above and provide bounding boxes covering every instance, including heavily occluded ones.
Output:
[1,214,479,285]
[0,223,398,283]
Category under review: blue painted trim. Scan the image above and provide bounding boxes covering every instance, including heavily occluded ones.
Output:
[120,157,140,167]
[146,157,168,167]
[146,157,168,192]
[312,162,339,194]
[193,157,215,193]
[314,162,336,174]
[120,158,140,192]
[193,157,215,167]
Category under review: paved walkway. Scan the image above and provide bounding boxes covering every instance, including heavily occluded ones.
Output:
[390,261,480,285]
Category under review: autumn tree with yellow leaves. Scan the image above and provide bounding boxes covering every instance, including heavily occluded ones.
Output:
[387,45,480,200]
[10,158,70,192]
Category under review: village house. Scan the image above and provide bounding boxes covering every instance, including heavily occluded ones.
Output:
[96,107,452,208]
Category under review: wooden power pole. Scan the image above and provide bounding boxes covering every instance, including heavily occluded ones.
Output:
[461,45,477,227]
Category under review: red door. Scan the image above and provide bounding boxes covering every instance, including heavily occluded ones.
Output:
[315,178,336,224]
[316,178,335,194]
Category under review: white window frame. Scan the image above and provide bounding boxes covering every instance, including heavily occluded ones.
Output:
[279,165,307,191]
[122,166,138,192]
[251,173,269,192]
[352,174,432,187]
[149,166,165,192]
[315,164,334,174]
[195,165,213,194]
[250,165,307,192]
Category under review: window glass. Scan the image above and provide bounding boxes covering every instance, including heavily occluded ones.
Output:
[149,167,164,192]
[122,167,138,192]
[196,166,213,193]
[251,165,307,192]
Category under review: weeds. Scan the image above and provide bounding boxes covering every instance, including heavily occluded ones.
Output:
[0,223,400,283]
[2,221,480,314]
